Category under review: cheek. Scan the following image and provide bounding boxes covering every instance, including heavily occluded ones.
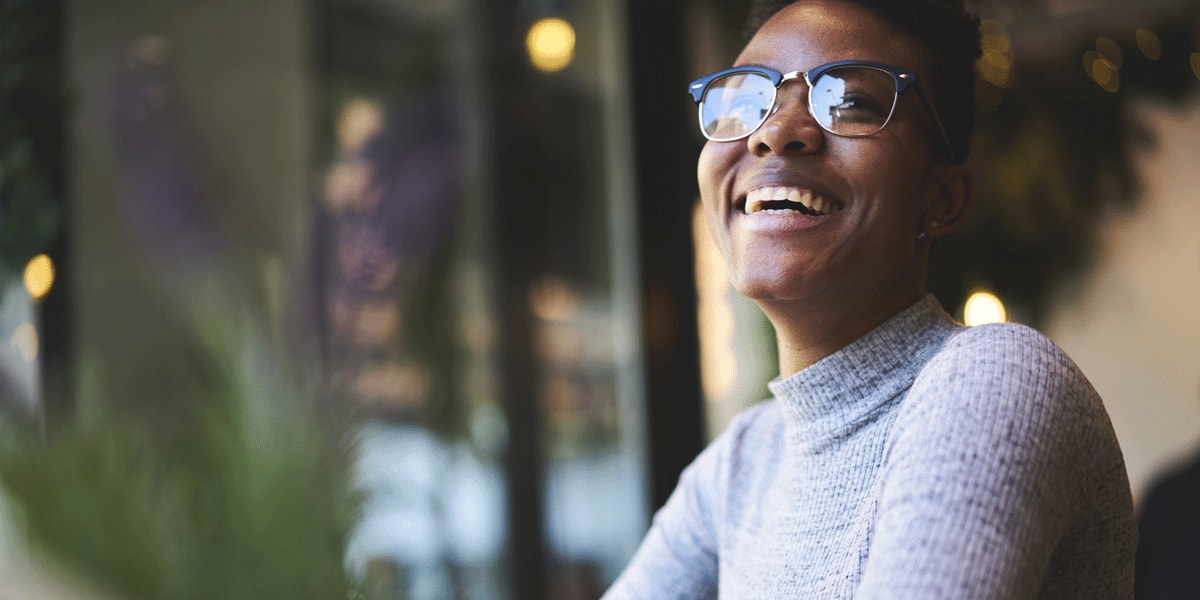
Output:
[851,143,931,220]
[697,141,737,199]
[697,142,733,243]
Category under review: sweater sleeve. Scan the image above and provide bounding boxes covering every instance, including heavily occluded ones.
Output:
[604,403,777,599]
[856,324,1118,599]
[602,447,721,600]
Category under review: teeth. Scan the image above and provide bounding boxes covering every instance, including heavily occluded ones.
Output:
[799,191,813,210]
[744,186,834,215]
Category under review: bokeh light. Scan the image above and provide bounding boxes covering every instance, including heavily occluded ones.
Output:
[1092,58,1115,86]
[1135,28,1162,60]
[23,254,55,299]
[526,17,576,73]
[11,323,38,362]
[977,19,1014,88]
[336,98,385,154]
[529,276,582,322]
[963,291,1008,326]
[1095,36,1124,69]
[125,35,169,67]
[1084,50,1121,93]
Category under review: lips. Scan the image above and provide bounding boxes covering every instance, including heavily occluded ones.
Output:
[743,186,843,216]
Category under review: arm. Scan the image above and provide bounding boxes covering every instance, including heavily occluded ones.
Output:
[856,325,1101,599]
[604,401,783,600]
[603,443,721,600]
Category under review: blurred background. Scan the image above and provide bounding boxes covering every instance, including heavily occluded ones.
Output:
[0,0,1197,598]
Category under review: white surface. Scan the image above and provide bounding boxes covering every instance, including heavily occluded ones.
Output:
[345,423,507,572]
[1045,97,1200,501]
[0,282,39,412]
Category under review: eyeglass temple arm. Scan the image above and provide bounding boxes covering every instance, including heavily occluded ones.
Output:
[904,78,959,164]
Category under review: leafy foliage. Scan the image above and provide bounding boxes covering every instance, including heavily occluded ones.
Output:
[929,12,1200,322]
[0,300,365,599]
[0,5,374,595]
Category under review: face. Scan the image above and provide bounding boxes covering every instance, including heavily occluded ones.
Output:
[699,0,955,320]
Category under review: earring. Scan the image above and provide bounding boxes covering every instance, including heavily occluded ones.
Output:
[916,231,927,240]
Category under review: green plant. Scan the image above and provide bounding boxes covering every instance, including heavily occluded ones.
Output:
[0,306,366,599]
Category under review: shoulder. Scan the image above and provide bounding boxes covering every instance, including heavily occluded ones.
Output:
[910,321,1098,420]
[929,321,1083,383]
[865,323,1136,597]
[676,399,785,513]
[720,399,785,451]
[892,321,1113,470]
[889,321,1119,480]
[651,400,783,551]
[693,399,785,483]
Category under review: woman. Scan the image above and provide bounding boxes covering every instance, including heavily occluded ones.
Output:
[605,0,1137,597]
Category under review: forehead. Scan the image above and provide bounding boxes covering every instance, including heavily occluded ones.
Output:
[736,0,930,75]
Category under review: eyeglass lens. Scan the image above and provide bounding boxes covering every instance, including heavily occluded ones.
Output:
[699,66,900,141]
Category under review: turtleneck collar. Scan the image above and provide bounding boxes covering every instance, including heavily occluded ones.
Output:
[767,295,960,442]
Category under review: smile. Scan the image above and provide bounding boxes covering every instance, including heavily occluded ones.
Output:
[744,186,843,216]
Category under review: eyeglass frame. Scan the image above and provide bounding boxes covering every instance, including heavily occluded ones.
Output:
[686,60,958,164]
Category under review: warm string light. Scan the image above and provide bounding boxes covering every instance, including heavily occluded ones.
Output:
[1095,36,1125,68]
[1083,35,1123,94]
[977,22,1196,94]
[977,19,1014,88]
[1135,28,1162,60]
[1079,28,1194,90]
[526,17,576,73]
[963,291,1008,327]
[23,254,55,299]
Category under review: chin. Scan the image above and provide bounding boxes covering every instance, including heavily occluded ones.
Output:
[725,252,830,301]
[728,270,821,303]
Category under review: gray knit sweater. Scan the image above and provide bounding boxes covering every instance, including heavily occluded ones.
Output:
[605,296,1136,599]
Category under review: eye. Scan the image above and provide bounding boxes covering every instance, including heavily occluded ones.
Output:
[810,67,898,133]
[828,92,888,123]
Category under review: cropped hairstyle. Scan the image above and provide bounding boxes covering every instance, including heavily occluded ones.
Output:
[745,0,982,164]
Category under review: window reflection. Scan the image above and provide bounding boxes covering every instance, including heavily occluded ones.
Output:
[319,0,648,597]
[0,283,40,429]
[316,3,507,597]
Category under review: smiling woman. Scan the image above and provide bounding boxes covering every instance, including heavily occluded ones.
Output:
[697,0,973,372]
[604,0,1137,598]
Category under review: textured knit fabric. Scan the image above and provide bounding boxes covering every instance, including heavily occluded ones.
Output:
[605,295,1136,599]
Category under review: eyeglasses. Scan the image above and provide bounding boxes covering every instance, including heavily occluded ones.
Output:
[687,60,957,163]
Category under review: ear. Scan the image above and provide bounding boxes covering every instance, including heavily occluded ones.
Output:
[922,163,972,239]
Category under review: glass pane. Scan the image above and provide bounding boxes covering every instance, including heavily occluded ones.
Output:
[316,1,509,597]
[0,282,40,431]
[701,73,775,139]
[493,0,651,595]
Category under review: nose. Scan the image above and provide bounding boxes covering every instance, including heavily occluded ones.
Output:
[745,84,826,157]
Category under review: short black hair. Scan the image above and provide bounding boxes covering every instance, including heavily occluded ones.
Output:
[745,0,981,164]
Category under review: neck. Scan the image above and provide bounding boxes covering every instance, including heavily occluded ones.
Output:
[763,288,926,377]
